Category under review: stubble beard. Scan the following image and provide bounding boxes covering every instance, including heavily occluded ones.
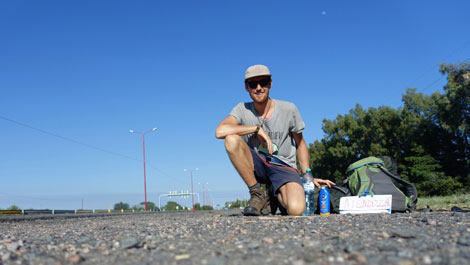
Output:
[251,89,270,105]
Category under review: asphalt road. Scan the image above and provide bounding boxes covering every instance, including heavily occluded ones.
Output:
[1,210,469,265]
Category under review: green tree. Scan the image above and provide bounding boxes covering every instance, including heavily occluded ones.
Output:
[225,199,247,209]
[114,202,130,210]
[400,87,467,194]
[7,205,20,210]
[308,69,469,196]
[201,205,214,210]
[193,203,213,210]
[163,201,184,211]
[131,204,143,211]
[309,104,402,183]
[139,201,158,211]
[399,145,462,196]
[437,63,470,185]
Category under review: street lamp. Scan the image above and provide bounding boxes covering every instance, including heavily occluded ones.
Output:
[198,182,208,206]
[129,127,157,211]
[184,168,198,211]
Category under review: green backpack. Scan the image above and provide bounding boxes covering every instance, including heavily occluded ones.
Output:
[317,156,418,214]
[345,156,418,212]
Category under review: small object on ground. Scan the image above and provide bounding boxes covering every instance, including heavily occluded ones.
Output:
[301,169,315,216]
[319,185,331,215]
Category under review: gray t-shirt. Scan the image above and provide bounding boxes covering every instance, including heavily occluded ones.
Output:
[229,99,305,168]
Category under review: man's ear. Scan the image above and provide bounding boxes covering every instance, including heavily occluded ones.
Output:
[245,83,250,92]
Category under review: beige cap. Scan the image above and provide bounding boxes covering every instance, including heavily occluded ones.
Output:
[245,64,271,80]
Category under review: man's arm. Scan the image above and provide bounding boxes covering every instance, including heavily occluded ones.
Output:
[215,115,273,154]
[215,116,257,139]
[292,132,310,173]
[293,132,335,188]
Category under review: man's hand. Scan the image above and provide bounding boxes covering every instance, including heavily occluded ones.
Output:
[313,178,336,189]
[256,127,273,154]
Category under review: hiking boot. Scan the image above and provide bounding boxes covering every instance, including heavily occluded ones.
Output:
[261,193,272,216]
[243,188,268,216]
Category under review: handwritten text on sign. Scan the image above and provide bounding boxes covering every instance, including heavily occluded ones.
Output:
[339,195,392,214]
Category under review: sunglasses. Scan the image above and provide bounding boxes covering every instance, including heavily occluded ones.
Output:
[246,78,270,89]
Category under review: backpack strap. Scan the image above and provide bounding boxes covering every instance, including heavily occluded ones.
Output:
[378,166,418,209]
[345,161,384,174]
[359,189,373,197]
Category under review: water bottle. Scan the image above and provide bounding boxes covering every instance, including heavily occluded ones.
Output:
[319,185,331,215]
[301,169,315,216]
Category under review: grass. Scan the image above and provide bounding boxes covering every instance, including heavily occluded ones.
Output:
[417,193,470,210]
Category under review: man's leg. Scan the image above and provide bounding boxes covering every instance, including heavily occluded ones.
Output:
[277,182,305,216]
[224,135,257,186]
[224,135,267,215]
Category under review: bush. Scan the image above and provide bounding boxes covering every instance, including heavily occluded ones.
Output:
[417,174,463,196]
[113,202,130,210]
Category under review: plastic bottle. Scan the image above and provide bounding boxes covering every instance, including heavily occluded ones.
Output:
[319,185,331,215]
[301,169,315,216]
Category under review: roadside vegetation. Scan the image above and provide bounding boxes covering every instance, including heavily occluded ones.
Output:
[112,201,213,211]
[417,193,470,210]
[308,63,469,197]
[4,194,469,212]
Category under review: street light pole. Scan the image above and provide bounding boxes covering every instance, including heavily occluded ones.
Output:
[199,182,208,206]
[184,168,198,211]
[129,127,157,211]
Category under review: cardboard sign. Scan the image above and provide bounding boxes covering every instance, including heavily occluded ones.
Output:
[339,195,392,214]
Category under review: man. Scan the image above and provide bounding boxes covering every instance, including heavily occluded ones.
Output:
[215,64,335,216]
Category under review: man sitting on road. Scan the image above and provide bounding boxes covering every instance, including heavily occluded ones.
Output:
[215,64,334,216]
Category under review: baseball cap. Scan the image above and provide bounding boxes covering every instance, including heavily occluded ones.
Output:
[245,64,271,80]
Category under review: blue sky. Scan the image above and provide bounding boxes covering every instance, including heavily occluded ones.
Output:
[1,1,469,210]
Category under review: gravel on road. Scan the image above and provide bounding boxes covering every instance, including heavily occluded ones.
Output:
[1,210,469,265]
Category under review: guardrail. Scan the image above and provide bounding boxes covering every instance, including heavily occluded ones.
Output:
[0,209,156,215]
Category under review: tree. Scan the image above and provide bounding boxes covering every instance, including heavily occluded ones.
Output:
[438,63,470,185]
[307,66,470,196]
[193,203,213,211]
[399,145,462,196]
[7,205,20,210]
[400,84,468,195]
[131,204,143,211]
[114,202,130,210]
[225,199,247,209]
[139,201,158,211]
[163,201,184,211]
[309,104,402,183]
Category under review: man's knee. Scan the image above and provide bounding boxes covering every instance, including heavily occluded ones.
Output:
[286,200,305,216]
[278,183,306,216]
[224,134,243,152]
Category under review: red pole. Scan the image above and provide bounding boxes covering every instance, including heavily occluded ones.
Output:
[191,170,194,211]
[202,183,205,206]
[142,134,147,211]
[130,128,156,212]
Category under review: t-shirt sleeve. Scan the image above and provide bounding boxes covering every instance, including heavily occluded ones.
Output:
[229,103,243,124]
[290,103,305,134]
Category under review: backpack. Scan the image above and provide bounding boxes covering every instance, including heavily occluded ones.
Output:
[316,156,418,213]
[345,156,418,212]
